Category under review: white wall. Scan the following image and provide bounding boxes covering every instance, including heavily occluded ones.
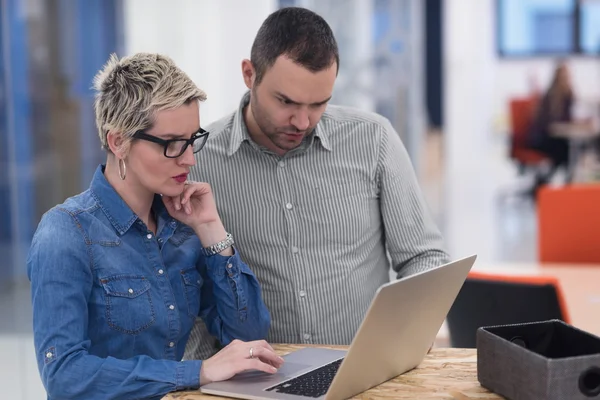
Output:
[443,0,497,262]
[123,0,277,125]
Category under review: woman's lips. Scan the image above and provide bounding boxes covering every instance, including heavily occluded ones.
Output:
[173,174,187,183]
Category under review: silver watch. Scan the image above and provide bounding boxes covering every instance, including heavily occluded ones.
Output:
[201,232,234,257]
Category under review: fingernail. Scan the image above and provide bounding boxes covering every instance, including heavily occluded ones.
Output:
[279,357,284,362]
[271,366,277,372]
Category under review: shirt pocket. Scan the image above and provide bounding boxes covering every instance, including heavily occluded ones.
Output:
[306,178,374,246]
[100,275,156,335]
[180,267,203,319]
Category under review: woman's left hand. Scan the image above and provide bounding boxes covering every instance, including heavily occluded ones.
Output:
[163,181,220,231]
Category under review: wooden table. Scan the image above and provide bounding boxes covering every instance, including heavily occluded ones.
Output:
[163,345,502,399]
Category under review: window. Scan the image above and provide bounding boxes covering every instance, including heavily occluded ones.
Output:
[497,0,600,56]
[0,1,122,282]
[581,0,600,54]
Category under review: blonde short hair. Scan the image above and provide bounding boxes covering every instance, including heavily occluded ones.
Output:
[93,52,207,152]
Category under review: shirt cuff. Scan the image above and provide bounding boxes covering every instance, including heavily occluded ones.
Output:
[175,360,202,390]
[205,250,253,277]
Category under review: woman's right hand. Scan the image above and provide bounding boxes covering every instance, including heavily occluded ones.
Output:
[199,339,285,385]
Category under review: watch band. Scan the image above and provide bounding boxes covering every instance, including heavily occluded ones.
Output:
[201,232,234,257]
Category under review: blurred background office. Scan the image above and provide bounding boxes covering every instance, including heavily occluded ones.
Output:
[1,0,599,398]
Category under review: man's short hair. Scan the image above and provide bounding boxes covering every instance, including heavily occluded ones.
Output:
[250,7,339,85]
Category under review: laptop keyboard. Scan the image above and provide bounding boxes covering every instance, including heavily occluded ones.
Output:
[265,358,344,398]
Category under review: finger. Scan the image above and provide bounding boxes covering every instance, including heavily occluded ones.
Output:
[173,193,182,211]
[179,187,197,215]
[243,359,278,375]
[181,182,208,205]
[258,340,276,353]
[244,341,282,365]
[163,196,175,212]
[248,339,276,353]
[243,341,273,357]
[180,183,196,205]
[250,347,284,369]
[262,358,284,369]
[257,345,280,364]
[165,196,185,214]
[259,354,284,369]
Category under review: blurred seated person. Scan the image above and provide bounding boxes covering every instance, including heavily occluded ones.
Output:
[27,52,281,400]
[529,61,594,186]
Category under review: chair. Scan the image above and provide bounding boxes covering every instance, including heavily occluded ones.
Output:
[509,96,548,173]
[446,271,570,348]
[538,184,600,263]
[497,97,549,202]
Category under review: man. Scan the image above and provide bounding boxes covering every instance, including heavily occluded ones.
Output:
[186,7,449,360]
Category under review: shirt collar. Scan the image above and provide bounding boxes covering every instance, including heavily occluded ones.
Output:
[90,165,168,235]
[227,91,332,156]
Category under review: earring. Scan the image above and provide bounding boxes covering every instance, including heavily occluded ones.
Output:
[118,158,127,180]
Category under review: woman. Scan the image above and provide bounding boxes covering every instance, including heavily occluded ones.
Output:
[530,61,578,184]
[27,53,283,400]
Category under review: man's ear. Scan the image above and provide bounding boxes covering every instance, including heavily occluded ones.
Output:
[106,131,128,159]
[241,59,255,90]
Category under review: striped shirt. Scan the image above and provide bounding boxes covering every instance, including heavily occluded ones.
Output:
[185,92,449,360]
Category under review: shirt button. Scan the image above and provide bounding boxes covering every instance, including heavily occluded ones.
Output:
[146,233,152,239]
[303,333,311,341]
[278,161,286,168]
[158,269,164,275]
[128,288,134,294]
[227,264,233,269]
[291,246,299,254]
[46,352,52,358]
[158,238,163,243]
[299,290,306,298]
[169,305,175,310]
[170,221,177,228]
[285,203,293,210]
[169,342,175,348]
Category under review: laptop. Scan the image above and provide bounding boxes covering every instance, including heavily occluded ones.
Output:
[201,255,477,400]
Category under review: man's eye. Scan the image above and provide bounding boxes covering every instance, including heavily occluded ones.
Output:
[280,98,292,105]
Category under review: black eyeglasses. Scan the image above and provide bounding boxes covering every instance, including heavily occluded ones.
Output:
[132,128,209,158]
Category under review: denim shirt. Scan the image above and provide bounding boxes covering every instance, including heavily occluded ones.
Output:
[27,165,271,400]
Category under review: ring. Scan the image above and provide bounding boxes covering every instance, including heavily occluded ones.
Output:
[249,347,254,359]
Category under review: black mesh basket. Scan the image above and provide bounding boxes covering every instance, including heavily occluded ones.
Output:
[477,320,600,399]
